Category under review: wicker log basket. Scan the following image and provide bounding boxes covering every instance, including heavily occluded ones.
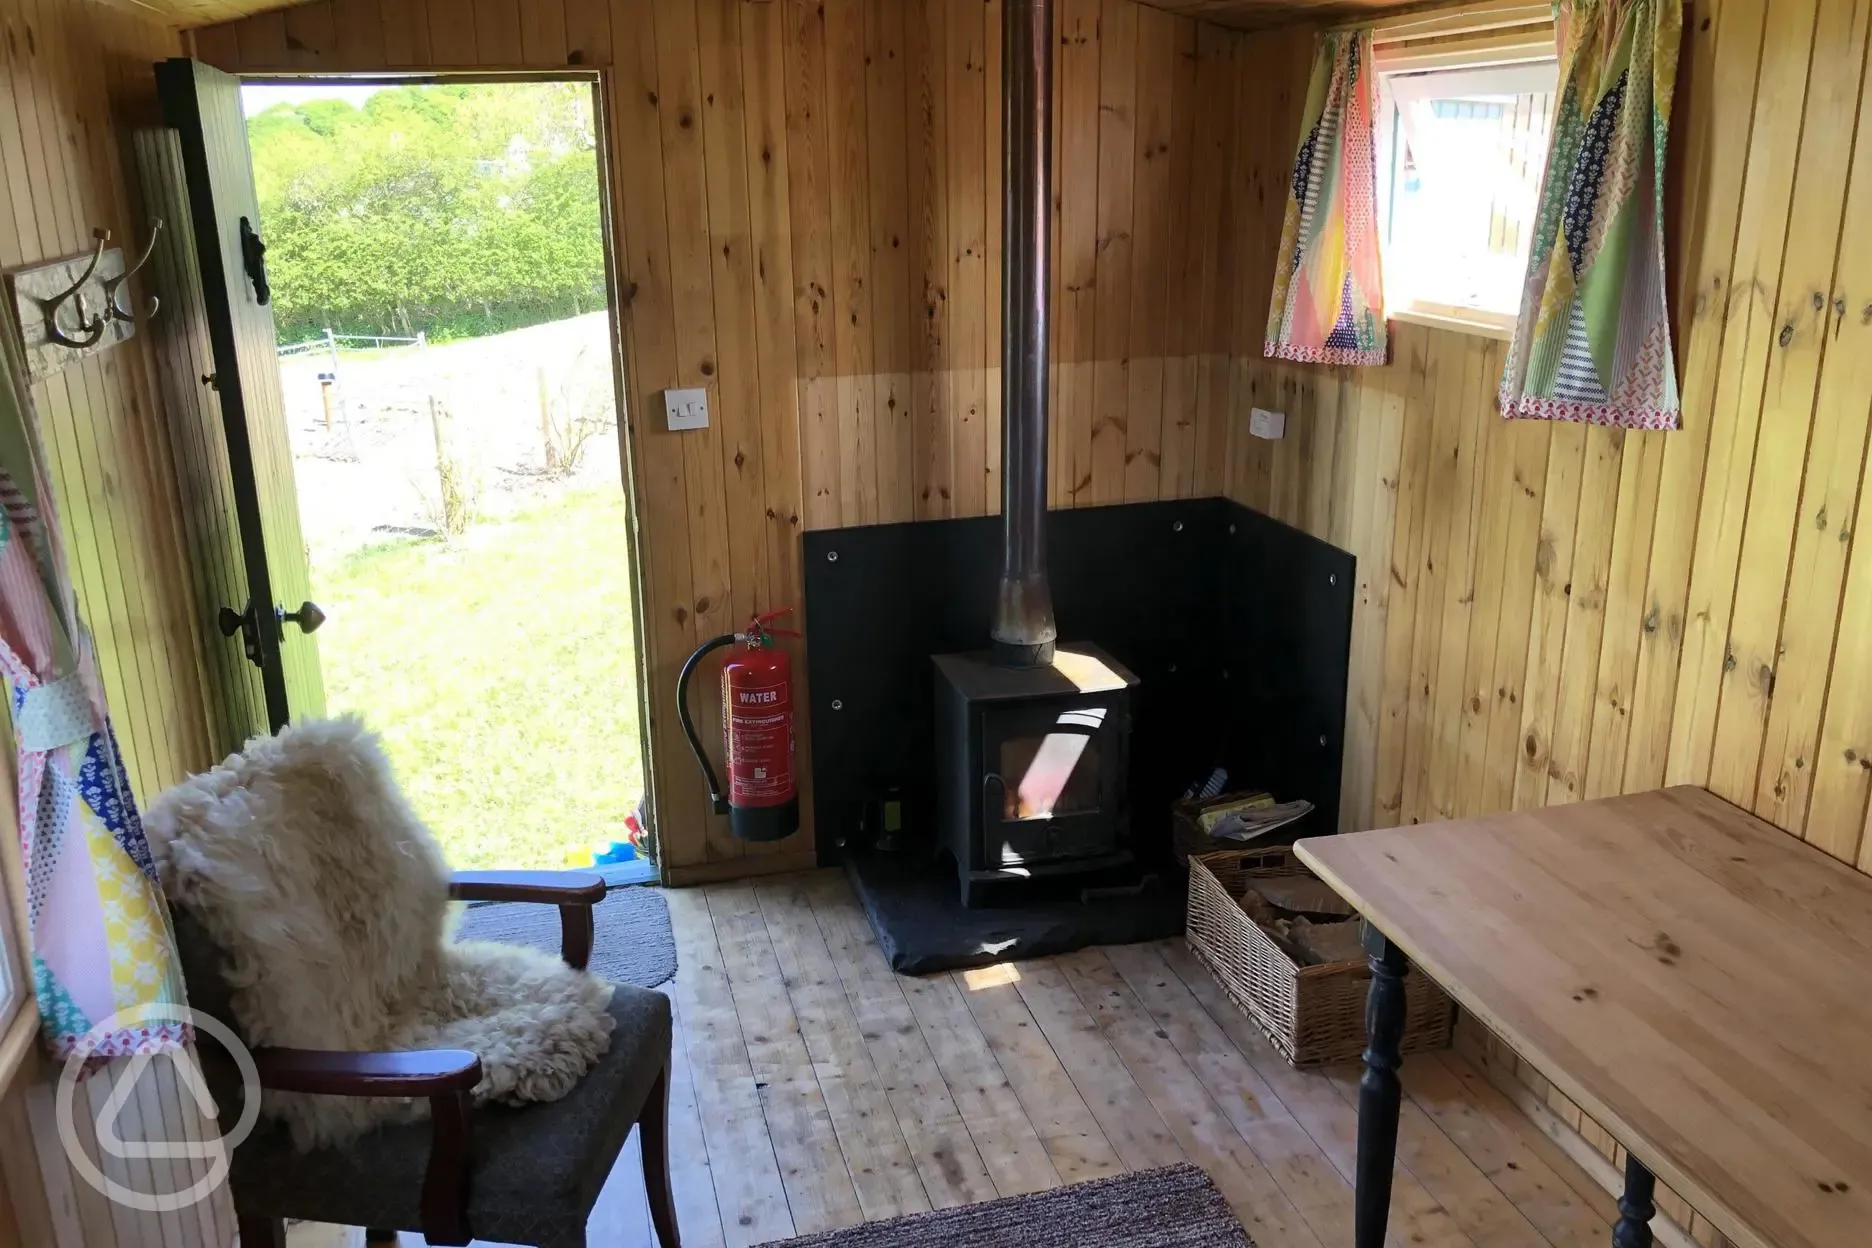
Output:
[1185,847,1454,1067]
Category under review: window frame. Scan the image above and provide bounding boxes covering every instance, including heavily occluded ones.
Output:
[1371,14,1560,340]
[0,888,19,1022]
[0,886,27,1091]
[0,749,34,1092]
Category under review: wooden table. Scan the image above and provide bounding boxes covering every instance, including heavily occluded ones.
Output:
[1295,786,1872,1248]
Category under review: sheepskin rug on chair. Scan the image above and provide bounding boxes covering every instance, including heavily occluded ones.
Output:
[146,716,616,1150]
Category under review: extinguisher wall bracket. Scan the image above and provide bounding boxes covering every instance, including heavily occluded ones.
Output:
[677,632,739,816]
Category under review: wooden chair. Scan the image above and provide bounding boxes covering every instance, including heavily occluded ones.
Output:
[173,870,681,1248]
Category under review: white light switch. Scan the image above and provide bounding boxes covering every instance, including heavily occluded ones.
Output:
[1249,407,1287,440]
[664,387,709,431]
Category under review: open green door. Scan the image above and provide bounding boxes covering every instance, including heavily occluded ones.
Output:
[156,57,324,737]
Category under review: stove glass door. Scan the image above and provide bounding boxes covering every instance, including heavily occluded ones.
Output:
[981,701,1120,866]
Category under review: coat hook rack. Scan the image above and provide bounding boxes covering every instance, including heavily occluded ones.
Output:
[4,224,153,382]
[104,218,163,326]
[41,228,110,350]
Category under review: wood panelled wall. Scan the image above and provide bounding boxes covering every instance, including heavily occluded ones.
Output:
[3,1,216,807]
[190,0,1316,879]
[1234,0,1872,900]
[2,1,235,1244]
[1223,0,1866,1238]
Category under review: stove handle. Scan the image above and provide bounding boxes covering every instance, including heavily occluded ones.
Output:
[982,772,1008,823]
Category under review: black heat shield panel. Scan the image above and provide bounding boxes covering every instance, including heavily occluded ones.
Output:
[1219,506,1356,839]
[802,497,1353,867]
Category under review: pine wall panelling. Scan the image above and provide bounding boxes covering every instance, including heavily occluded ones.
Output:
[1220,0,1868,1237]
[15,0,1853,1237]
[3,0,237,1244]
[1223,0,1872,893]
[174,0,1872,1236]
[189,0,1300,877]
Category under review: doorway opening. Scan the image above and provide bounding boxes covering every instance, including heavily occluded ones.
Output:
[239,74,653,881]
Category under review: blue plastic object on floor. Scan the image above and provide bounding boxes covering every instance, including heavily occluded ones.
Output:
[590,840,638,866]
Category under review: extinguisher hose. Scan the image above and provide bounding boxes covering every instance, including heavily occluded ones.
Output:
[678,633,739,815]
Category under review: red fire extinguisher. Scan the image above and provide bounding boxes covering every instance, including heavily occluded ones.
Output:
[678,607,801,843]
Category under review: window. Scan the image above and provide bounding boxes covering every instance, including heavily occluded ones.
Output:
[1374,32,1558,337]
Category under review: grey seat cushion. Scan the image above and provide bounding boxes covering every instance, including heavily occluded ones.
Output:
[228,986,671,1248]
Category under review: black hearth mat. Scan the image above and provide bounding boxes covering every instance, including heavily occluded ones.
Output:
[846,848,1187,975]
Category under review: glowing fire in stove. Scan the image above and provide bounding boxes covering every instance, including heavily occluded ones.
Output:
[1003,706,1107,820]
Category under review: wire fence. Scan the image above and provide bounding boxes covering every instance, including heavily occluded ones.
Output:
[277,312,621,567]
[278,328,428,358]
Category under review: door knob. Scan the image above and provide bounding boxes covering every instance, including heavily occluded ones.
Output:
[278,601,325,633]
[217,605,247,638]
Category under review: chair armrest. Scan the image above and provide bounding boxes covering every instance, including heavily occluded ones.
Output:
[250,1047,480,1246]
[449,870,605,972]
[252,1047,483,1098]
[448,870,606,906]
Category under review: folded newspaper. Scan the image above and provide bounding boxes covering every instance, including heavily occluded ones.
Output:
[1196,794,1315,844]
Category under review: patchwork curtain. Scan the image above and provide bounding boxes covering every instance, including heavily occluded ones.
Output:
[1265,29,1387,366]
[1500,0,1683,428]
[0,305,187,1061]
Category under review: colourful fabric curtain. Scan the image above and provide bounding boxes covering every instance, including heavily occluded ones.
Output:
[0,307,187,1061]
[1265,29,1387,366]
[1500,0,1682,428]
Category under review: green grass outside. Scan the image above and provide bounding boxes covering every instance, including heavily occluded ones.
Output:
[313,486,646,870]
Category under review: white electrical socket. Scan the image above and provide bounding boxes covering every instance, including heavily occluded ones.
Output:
[1249,407,1287,440]
[664,387,709,431]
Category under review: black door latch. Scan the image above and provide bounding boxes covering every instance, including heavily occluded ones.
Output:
[218,601,262,669]
[239,217,270,306]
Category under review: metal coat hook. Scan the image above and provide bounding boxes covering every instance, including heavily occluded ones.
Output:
[40,228,110,350]
[104,219,163,325]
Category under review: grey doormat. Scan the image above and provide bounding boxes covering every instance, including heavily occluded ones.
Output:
[754,1163,1252,1247]
[455,885,677,989]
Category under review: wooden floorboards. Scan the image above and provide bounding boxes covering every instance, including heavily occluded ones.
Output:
[290,869,1621,1248]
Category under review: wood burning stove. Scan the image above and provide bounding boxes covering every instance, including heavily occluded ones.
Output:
[929,0,1142,907]
[934,646,1139,907]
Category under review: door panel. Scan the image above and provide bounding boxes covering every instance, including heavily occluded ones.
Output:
[157,57,324,733]
[132,125,270,754]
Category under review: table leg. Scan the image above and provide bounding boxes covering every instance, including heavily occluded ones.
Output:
[1356,921,1409,1248]
[1612,1153,1657,1248]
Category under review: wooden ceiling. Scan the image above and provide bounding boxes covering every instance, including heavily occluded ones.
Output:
[114,0,292,27]
[1138,0,1407,28]
[1142,0,1443,30]
[136,0,1446,36]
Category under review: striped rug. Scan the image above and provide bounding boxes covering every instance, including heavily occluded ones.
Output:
[755,1163,1253,1247]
